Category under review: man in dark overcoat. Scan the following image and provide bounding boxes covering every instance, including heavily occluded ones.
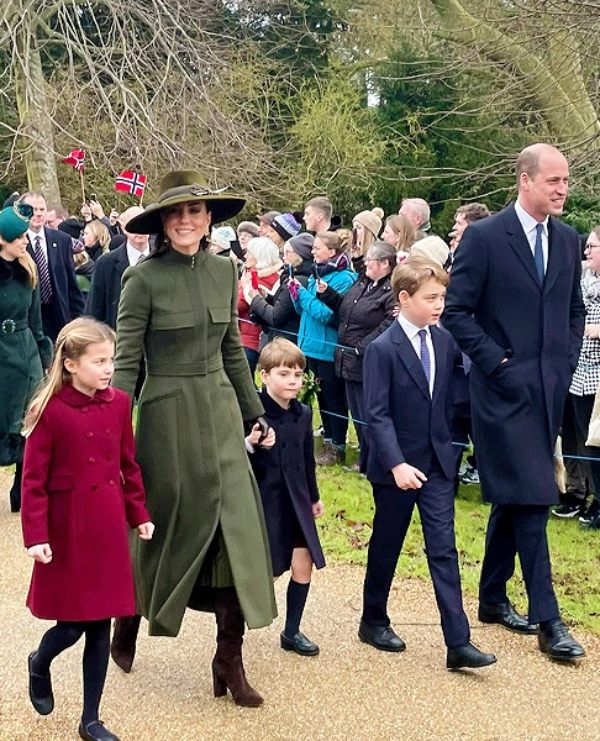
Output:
[21,192,85,341]
[444,143,586,661]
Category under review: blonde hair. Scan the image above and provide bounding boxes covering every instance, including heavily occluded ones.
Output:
[23,318,116,436]
[0,239,38,288]
[84,220,111,253]
[74,250,91,269]
[385,214,416,253]
[259,337,306,372]
[391,256,449,298]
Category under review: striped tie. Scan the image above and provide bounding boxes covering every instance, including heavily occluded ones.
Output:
[33,236,53,303]
[418,329,431,390]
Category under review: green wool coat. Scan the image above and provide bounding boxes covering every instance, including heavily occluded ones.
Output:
[0,258,52,465]
[113,247,277,637]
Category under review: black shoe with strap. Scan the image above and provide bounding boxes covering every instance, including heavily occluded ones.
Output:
[447,642,497,670]
[78,720,121,741]
[358,620,406,652]
[27,652,54,716]
[478,600,537,634]
[538,619,585,661]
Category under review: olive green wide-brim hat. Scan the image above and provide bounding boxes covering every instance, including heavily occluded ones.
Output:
[125,170,246,234]
[0,202,33,242]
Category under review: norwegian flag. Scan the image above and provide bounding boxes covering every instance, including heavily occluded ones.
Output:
[114,170,147,198]
[63,149,86,172]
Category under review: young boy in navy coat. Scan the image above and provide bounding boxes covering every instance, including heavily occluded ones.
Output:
[246,338,326,656]
[359,257,496,670]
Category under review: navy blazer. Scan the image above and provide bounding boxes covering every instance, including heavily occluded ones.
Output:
[363,320,460,486]
[444,203,585,505]
[86,244,129,329]
[28,227,85,328]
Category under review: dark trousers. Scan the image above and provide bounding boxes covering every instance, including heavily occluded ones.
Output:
[345,379,367,468]
[479,504,559,624]
[562,393,593,500]
[41,301,62,342]
[569,393,600,503]
[362,470,470,648]
[307,357,348,447]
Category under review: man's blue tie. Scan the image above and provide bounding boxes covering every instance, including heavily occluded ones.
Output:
[418,329,431,390]
[534,223,545,284]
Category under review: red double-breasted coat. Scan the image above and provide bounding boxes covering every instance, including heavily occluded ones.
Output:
[21,384,150,621]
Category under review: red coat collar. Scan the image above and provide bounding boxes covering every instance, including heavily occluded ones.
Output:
[57,384,115,407]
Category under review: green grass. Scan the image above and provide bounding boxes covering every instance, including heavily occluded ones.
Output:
[316,458,600,635]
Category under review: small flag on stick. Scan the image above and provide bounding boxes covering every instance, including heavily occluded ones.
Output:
[115,170,147,199]
[63,149,86,172]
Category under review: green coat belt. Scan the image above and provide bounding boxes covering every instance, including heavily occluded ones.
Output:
[113,247,276,636]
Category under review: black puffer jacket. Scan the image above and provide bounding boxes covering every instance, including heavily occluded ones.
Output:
[249,259,313,345]
[319,272,395,382]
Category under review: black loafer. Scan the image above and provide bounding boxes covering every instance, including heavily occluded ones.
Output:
[358,620,406,652]
[447,642,497,670]
[478,600,537,634]
[78,720,121,741]
[280,632,320,656]
[538,619,585,661]
[28,652,54,716]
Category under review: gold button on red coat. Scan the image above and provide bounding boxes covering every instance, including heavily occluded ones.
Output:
[89,457,95,463]
[86,432,93,438]
[108,479,115,486]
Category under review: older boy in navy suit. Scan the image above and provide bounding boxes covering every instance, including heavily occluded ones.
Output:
[359,258,496,670]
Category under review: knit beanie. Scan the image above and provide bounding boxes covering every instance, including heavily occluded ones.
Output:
[411,235,449,267]
[0,202,32,242]
[210,225,237,253]
[237,220,259,238]
[353,208,383,239]
[288,233,314,262]
[272,212,301,242]
[257,210,281,227]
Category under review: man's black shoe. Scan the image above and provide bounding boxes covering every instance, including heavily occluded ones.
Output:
[27,652,54,716]
[478,600,537,634]
[358,620,406,652]
[280,631,320,656]
[538,619,585,661]
[447,642,497,670]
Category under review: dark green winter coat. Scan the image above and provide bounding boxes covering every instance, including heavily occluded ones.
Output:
[0,258,52,465]
[113,247,277,637]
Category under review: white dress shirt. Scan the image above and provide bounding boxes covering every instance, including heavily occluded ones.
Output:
[126,242,149,266]
[28,228,48,259]
[515,199,549,272]
[397,313,436,395]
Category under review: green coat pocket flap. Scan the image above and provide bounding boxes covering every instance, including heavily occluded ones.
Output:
[151,310,196,330]
[209,307,231,324]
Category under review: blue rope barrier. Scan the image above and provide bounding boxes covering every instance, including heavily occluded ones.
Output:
[238,320,600,463]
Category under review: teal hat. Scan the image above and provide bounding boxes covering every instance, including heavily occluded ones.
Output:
[0,202,33,242]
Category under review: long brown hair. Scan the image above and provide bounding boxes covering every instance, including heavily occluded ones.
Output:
[23,318,116,436]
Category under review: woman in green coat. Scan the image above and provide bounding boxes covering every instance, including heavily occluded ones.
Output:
[110,171,277,707]
[0,203,52,512]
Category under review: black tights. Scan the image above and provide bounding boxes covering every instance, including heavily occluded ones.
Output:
[32,619,111,725]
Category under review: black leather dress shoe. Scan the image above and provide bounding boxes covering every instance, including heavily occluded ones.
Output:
[28,652,54,716]
[478,600,537,634]
[78,720,121,741]
[447,642,497,670]
[280,631,320,656]
[358,620,406,652]
[538,619,585,661]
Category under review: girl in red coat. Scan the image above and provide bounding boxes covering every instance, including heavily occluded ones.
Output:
[21,317,154,741]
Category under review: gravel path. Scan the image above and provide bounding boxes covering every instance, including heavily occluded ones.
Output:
[1,471,598,740]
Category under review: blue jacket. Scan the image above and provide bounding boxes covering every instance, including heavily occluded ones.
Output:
[292,269,356,361]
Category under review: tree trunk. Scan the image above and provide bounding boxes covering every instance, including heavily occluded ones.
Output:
[429,0,600,149]
[14,14,61,203]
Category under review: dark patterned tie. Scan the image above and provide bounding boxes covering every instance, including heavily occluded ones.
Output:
[534,223,545,284]
[34,236,53,303]
[418,329,431,390]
